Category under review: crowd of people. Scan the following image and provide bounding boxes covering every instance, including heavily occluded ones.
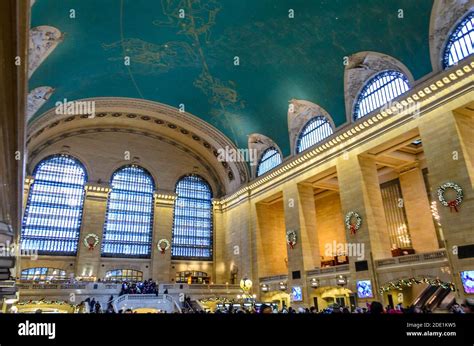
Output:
[119,279,159,295]
[190,300,474,314]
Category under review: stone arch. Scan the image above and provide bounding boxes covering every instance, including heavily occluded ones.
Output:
[343,51,414,123]
[429,0,473,71]
[288,99,335,155]
[248,133,283,179]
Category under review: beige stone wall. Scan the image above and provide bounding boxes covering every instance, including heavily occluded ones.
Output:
[255,200,287,278]
[315,192,346,258]
[399,168,439,252]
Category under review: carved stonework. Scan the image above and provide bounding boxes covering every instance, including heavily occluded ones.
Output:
[287,99,335,155]
[27,86,54,122]
[343,51,414,123]
[248,133,282,178]
[25,98,249,194]
[29,26,63,78]
[429,0,472,71]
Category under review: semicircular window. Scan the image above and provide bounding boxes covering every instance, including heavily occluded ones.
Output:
[172,175,213,260]
[256,147,282,177]
[20,267,67,281]
[104,269,143,282]
[101,165,155,258]
[353,70,410,121]
[21,154,87,255]
[296,116,333,153]
[443,11,474,68]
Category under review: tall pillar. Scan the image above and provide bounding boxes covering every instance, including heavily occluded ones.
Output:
[75,184,109,278]
[0,0,29,301]
[398,167,439,252]
[337,154,392,304]
[213,201,225,284]
[281,182,320,307]
[151,192,176,283]
[419,110,474,301]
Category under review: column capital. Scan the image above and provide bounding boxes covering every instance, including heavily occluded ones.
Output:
[154,189,176,207]
[84,183,111,200]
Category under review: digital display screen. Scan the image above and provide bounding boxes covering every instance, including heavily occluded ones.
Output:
[291,286,303,301]
[356,280,373,298]
[460,271,474,294]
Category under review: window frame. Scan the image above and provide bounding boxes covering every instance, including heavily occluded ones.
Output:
[353,70,410,121]
[296,116,334,154]
[104,269,144,282]
[21,154,87,256]
[101,165,155,259]
[443,11,474,69]
[256,147,282,177]
[20,267,67,281]
[171,174,213,261]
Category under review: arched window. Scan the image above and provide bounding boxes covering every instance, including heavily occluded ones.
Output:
[104,269,143,282]
[21,154,87,255]
[296,116,333,153]
[443,12,474,68]
[256,147,282,177]
[353,70,410,121]
[172,175,213,260]
[101,165,154,258]
[20,267,67,281]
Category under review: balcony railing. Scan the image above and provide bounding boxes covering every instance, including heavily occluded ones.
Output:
[375,249,448,268]
[306,264,350,277]
[259,274,288,283]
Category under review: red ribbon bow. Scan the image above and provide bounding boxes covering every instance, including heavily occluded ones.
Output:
[88,243,94,250]
[447,200,459,212]
[289,241,295,249]
[350,224,357,235]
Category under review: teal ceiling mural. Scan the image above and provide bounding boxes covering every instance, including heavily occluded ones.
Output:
[30,0,434,155]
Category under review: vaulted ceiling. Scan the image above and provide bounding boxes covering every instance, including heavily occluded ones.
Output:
[30,0,434,155]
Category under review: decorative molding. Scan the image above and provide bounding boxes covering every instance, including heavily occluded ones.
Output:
[288,99,335,155]
[343,51,415,123]
[429,0,473,71]
[248,133,283,179]
[27,127,226,197]
[27,86,54,121]
[214,59,474,211]
[27,98,250,191]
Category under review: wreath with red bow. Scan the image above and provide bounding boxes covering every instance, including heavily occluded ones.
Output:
[437,182,463,213]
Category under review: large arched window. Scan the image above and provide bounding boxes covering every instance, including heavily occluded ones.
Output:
[353,70,410,121]
[101,165,154,258]
[21,155,87,255]
[172,175,213,260]
[296,116,333,153]
[256,147,282,177]
[20,267,67,281]
[443,12,474,68]
[104,269,143,282]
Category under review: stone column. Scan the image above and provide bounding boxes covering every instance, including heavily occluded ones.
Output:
[419,109,474,301]
[398,167,439,252]
[0,0,29,302]
[75,184,109,278]
[150,192,176,283]
[281,182,320,307]
[213,201,225,284]
[336,154,392,303]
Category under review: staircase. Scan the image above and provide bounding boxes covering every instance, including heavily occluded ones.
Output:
[112,294,181,313]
